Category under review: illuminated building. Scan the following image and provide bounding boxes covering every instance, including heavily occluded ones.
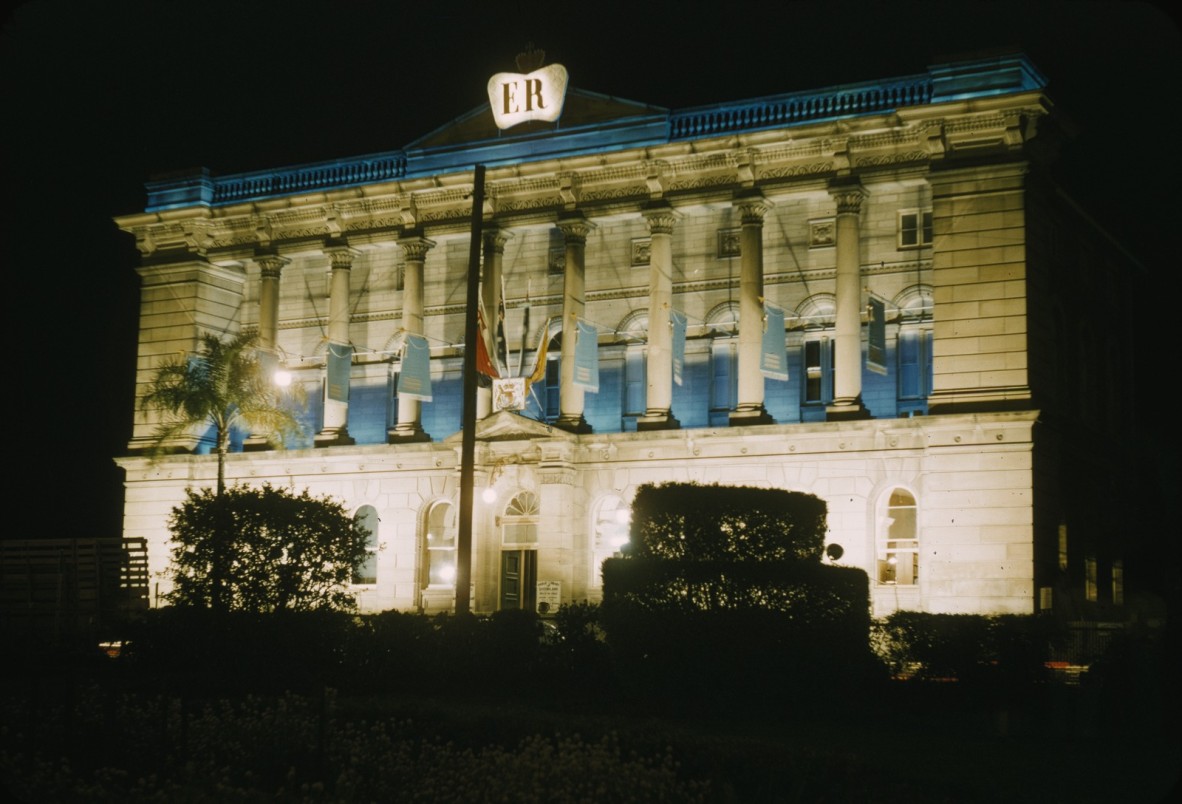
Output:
[115,51,1138,617]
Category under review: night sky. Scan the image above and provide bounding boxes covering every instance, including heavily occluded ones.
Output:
[2,0,1177,542]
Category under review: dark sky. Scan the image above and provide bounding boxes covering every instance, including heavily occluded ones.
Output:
[2,0,1177,540]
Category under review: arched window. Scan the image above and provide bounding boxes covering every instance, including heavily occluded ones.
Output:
[894,286,933,415]
[423,500,457,587]
[352,505,379,584]
[590,494,631,589]
[706,302,740,424]
[502,490,539,546]
[618,310,649,429]
[877,489,918,585]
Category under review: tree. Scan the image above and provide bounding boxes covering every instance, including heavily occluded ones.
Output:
[167,484,371,613]
[141,332,303,495]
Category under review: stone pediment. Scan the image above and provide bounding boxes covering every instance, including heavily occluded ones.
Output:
[408,88,668,150]
[443,409,569,443]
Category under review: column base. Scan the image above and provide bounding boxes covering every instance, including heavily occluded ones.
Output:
[826,400,872,421]
[387,424,433,444]
[554,413,593,434]
[636,411,681,431]
[314,428,356,447]
[729,406,774,427]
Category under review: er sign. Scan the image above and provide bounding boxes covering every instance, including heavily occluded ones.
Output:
[487,64,569,130]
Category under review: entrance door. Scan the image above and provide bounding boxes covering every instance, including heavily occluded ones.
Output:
[500,550,537,611]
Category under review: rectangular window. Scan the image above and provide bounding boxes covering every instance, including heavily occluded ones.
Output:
[898,328,934,414]
[544,356,560,422]
[1085,556,1098,602]
[623,348,646,417]
[710,339,738,412]
[1112,559,1124,606]
[803,337,834,405]
[899,210,933,248]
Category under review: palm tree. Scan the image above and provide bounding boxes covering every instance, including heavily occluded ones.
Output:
[142,332,304,611]
[142,332,303,493]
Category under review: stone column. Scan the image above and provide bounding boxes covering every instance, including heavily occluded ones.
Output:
[477,228,512,419]
[245,250,288,451]
[388,235,434,442]
[637,204,680,431]
[730,193,775,426]
[828,182,871,420]
[315,240,357,446]
[556,214,596,434]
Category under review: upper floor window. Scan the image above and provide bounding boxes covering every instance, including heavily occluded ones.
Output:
[705,302,740,422]
[618,311,649,427]
[797,295,836,413]
[352,505,379,584]
[898,210,933,249]
[877,489,918,585]
[803,337,835,406]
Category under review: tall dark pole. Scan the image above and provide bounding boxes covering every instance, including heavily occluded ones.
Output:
[456,164,485,616]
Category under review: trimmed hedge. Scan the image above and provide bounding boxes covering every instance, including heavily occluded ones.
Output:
[629,483,827,562]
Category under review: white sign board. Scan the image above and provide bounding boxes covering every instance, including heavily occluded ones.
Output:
[487,64,569,130]
[536,580,562,614]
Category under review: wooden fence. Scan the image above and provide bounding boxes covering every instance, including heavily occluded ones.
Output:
[0,537,148,642]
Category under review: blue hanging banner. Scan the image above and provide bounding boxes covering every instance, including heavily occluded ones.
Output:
[397,334,433,401]
[573,318,600,392]
[671,309,687,386]
[867,297,888,376]
[326,342,353,402]
[760,302,789,381]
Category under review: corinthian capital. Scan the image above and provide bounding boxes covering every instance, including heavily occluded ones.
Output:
[484,228,514,254]
[829,182,866,215]
[734,192,771,225]
[254,251,289,279]
[557,214,597,244]
[398,235,436,262]
[324,238,359,270]
[642,204,681,236]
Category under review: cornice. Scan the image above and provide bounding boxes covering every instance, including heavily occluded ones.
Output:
[119,103,1047,260]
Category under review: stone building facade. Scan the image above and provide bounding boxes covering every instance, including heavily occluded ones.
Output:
[115,52,1138,618]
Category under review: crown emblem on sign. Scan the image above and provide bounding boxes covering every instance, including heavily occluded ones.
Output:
[515,44,546,73]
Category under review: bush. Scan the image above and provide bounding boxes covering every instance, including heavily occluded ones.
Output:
[877,611,1062,684]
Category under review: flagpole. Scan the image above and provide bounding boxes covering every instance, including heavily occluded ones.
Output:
[456,164,485,617]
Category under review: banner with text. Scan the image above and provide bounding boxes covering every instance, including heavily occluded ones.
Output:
[671,309,687,386]
[760,302,789,381]
[573,318,600,392]
[326,342,353,402]
[397,334,433,401]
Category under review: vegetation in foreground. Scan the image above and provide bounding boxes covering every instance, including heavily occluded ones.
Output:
[1,606,1178,803]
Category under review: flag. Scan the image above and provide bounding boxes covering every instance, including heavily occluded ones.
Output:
[518,279,531,377]
[760,302,789,381]
[573,318,600,392]
[475,306,500,380]
[525,316,551,389]
[671,309,687,386]
[867,297,887,375]
[397,334,432,401]
[497,272,508,371]
[327,342,353,402]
